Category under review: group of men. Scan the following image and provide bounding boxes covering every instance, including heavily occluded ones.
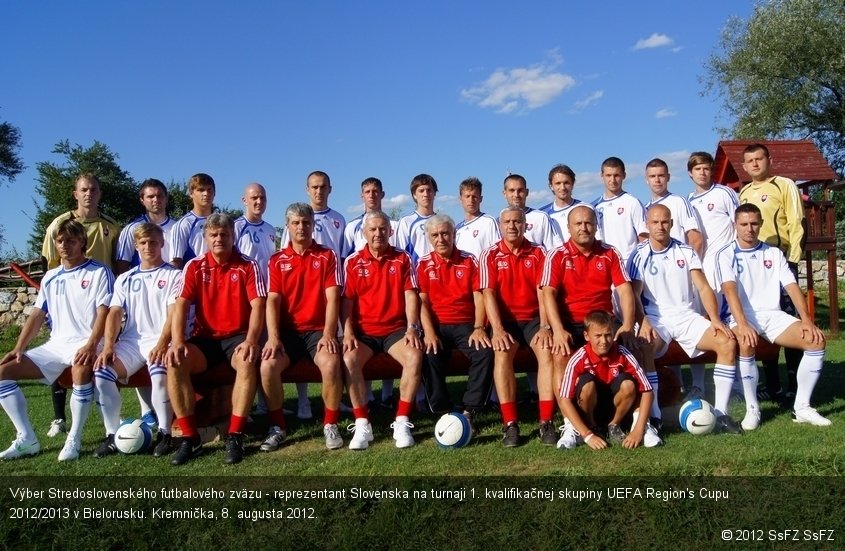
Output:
[0,142,832,466]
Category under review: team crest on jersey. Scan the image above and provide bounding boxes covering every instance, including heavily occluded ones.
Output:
[617,207,624,215]
[81,279,90,289]
[157,280,166,289]
[230,273,239,282]
[455,269,464,279]
[761,194,768,202]
[526,223,534,231]
[764,260,772,269]
[312,260,320,269]
[707,203,715,211]
[595,260,605,271]
[389,266,396,275]
[523,259,532,269]
[104,228,110,236]
[610,367,619,378]
[677,259,686,268]
[334,220,340,229]
[473,230,479,238]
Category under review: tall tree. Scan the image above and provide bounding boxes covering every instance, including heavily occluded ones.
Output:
[28,140,137,253]
[704,0,845,172]
[0,115,24,186]
[0,114,24,252]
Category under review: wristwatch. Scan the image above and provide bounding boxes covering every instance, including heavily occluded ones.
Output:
[407,323,422,336]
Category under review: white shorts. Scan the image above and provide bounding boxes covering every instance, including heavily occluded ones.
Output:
[24,337,91,384]
[728,309,796,345]
[110,339,160,384]
[646,311,711,360]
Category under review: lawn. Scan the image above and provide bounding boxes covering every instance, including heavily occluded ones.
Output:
[0,326,843,549]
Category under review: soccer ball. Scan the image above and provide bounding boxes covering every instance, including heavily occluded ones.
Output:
[434,413,472,448]
[678,398,717,435]
[114,418,153,454]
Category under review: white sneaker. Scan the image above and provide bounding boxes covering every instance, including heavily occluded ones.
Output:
[643,423,663,448]
[793,407,832,427]
[58,438,81,461]
[741,408,761,431]
[556,423,581,450]
[324,424,343,450]
[347,419,373,450]
[297,398,313,420]
[47,419,66,438]
[682,385,704,402]
[391,418,415,448]
[0,434,41,459]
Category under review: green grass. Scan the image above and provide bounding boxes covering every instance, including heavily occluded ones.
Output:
[0,339,843,477]
[1,326,844,549]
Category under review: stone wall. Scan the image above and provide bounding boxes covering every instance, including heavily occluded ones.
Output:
[797,260,845,287]
[0,287,38,328]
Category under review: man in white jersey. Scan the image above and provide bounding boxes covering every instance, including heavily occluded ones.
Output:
[0,219,113,461]
[643,158,705,399]
[539,164,584,242]
[716,203,829,429]
[115,178,176,432]
[234,183,276,277]
[396,173,438,266]
[591,157,647,262]
[686,152,740,399]
[92,223,181,458]
[503,173,560,252]
[644,158,703,256]
[454,177,500,260]
[116,179,176,274]
[628,204,743,434]
[170,173,215,269]
[280,171,346,419]
[343,177,398,257]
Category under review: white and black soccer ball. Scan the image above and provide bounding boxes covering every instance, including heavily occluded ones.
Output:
[114,418,153,454]
[679,398,717,435]
[434,412,472,448]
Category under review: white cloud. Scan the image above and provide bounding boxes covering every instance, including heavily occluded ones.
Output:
[633,33,674,50]
[655,108,677,119]
[461,53,576,114]
[569,90,604,113]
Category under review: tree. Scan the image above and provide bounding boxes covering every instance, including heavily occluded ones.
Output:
[28,140,137,254]
[0,115,24,186]
[0,113,24,253]
[704,0,845,173]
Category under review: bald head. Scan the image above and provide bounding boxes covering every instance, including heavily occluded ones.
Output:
[242,182,267,221]
[646,203,673,246]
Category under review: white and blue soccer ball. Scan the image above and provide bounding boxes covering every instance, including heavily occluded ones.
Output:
[434,412,472,448]
[679,398,717,435]
[114,418,153,454]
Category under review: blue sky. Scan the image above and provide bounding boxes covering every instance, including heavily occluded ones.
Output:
[1,1,753,254]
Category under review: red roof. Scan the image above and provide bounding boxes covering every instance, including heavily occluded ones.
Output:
[712,140,837,190]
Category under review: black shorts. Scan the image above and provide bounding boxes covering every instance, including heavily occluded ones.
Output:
[188,334,247,367]
[356,329,406,355]
[280,330,323,364]
[575,372,636,427]
[563,322,587,349]
[501,318,541,347]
